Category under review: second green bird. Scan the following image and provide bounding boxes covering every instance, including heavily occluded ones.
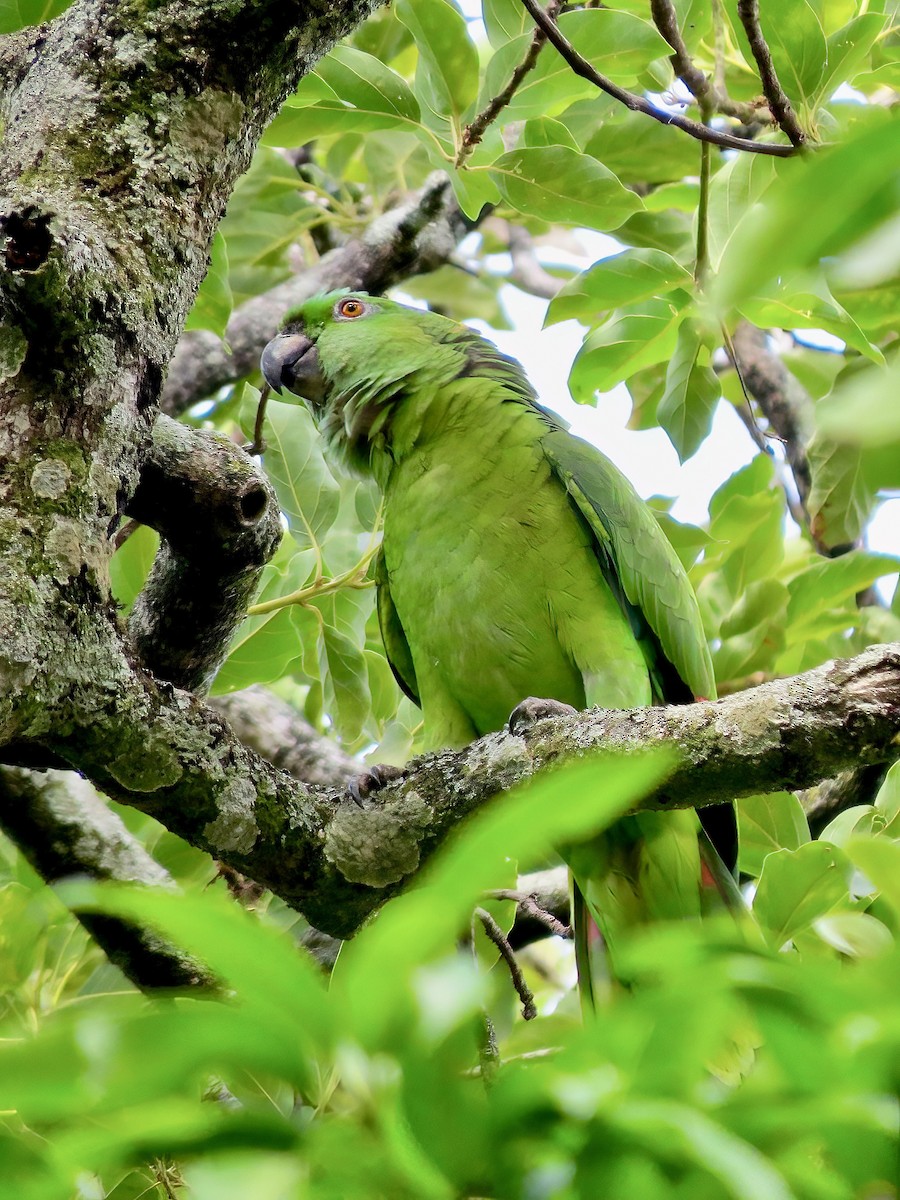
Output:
[261,291,735,989]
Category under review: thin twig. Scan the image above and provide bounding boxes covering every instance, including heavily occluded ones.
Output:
[247,382,271,456]
[475,907,537,1020]
[649,0,769,124]
[519,0,798,157]
[736,0,807,147]
[488,889,571,940]
[457,7,558,167]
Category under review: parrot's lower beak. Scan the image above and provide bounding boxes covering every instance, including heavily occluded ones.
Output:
[260,332,326,406]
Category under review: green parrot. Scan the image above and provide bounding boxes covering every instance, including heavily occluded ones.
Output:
[261,290,736,992]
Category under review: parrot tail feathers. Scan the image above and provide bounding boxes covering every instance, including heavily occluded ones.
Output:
[699,828,747,915]
[571,879,597,1016]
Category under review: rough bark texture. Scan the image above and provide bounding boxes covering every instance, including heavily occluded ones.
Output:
[0,766,214,989]
[12,644,900,939]
[126,416,282,691]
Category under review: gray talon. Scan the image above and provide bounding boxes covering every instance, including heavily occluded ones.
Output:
[348,763,405,806]
[508,696,577,737]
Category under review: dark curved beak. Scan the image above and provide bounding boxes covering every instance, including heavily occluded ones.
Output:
[260,332,326,406]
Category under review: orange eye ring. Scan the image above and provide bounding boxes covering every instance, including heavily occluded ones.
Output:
[338,298,365,318]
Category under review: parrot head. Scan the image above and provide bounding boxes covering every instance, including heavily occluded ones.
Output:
[260,290,532,474]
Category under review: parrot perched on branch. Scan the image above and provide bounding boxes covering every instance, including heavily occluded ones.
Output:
[261,291,736,991]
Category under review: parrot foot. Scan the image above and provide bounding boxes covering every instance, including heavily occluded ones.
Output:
[348,762,405,807]
[508,697,577,737]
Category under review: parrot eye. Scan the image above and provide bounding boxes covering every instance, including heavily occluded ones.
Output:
[337,298,367,319]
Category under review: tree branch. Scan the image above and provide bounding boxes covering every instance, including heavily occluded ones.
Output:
[0,767,213,991]
[160,174,467,416]
[125,417,282,692]
[728,322,818,532]
[456,9,555,167]
[210,686,357,787]
[519,0,798,157]
[648,0,768,125]
[736,0,807,147]
[14,643,898,941]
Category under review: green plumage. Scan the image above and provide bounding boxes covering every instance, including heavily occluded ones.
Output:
[263,291,730,986]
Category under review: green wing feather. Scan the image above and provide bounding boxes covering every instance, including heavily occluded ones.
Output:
[535,409,716,704]
[374,547,419,705]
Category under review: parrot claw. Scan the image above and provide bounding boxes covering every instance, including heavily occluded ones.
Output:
[508,697,578,737]
[348,762,405,807]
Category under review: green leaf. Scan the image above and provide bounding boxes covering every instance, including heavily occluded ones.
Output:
[245,387,341,552]
[785,550,900,638]
[816,355,900,447]
[264,45,421,142]
[568,294,688,401]
[754,842,853,947]
[712,111,900,312]
[319,623,371,742]
[489,146,642,231]
[335,751,673,1047]
[546,249,691,326]
[805,432,875,550]
[706,151,783,272]
[750,0,828,120]
[738,793,810,878]
[657,322,721,463]
[614,1100,793,1200]
[818,805,880,848]
[847,836,900,916]
[812,911,893,958]
[874,760,900,837]
[738,275,882,363]
[482,0,529,47]
[0,0,73,33]
[816,12,886,105]
[212,544,315,694]
[108,523,160,614]
[184,230,232,340]
[397,0,478,152]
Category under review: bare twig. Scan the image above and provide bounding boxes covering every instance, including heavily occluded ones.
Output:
[736,0,807,147]
[489,886,571,940]
[649,0,769,124]
[476,907,537,1020]
[457,8,557,166]
[519,0,797,157]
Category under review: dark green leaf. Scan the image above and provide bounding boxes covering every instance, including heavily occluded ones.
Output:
[265,45,421,142]
[568,293,688,401]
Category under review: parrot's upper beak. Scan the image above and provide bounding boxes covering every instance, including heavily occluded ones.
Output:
[260,331,326,406]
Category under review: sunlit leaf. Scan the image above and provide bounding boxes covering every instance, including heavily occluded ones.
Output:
[490,146,643,231]
[738,793,809,877]
[546,249,691,327]
[754,843,853,947]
